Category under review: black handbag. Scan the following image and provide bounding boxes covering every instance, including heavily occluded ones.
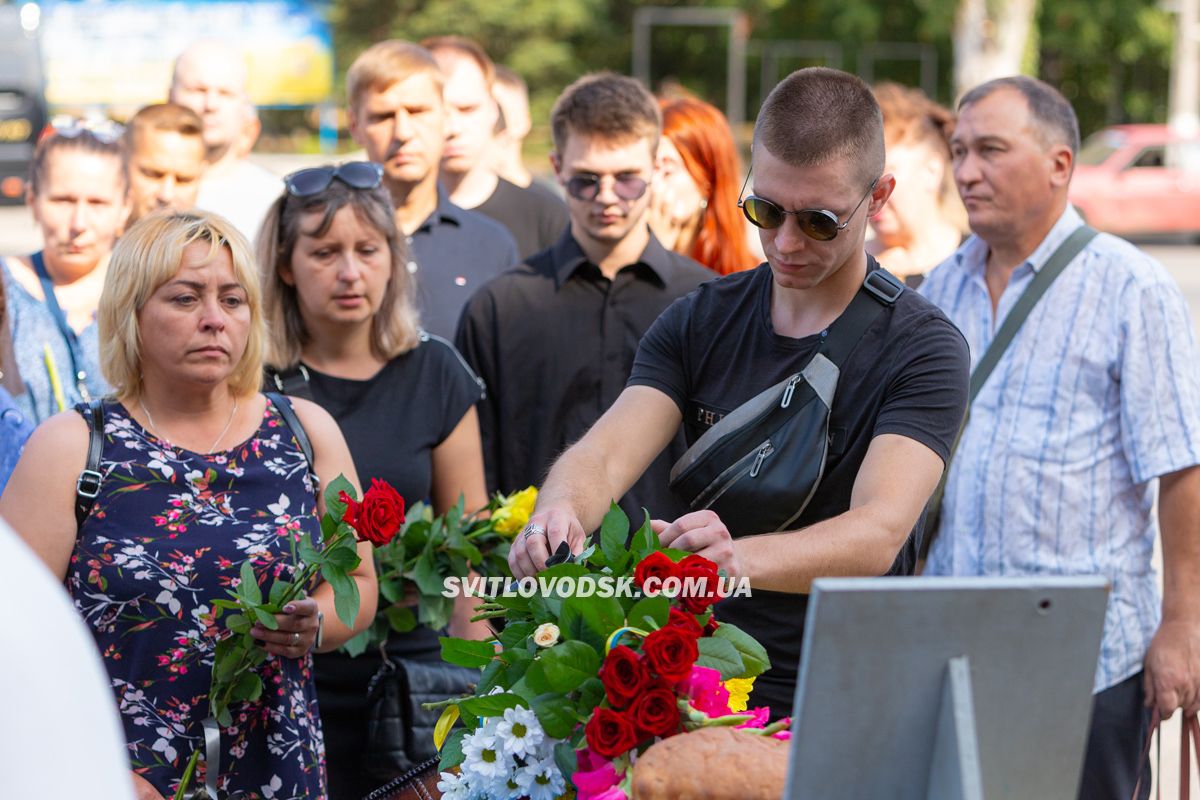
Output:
[363,648,478,784]
[668,268,903,538]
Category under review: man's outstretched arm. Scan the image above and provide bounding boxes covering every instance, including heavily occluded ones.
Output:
[508,385,683,578]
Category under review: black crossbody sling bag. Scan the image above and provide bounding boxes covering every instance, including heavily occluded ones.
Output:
[668,268,904,538]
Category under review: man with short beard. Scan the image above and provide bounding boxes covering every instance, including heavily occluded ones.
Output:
[456,72,712,527]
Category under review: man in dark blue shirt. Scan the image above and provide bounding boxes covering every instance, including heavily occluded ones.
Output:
[346,40,518,339]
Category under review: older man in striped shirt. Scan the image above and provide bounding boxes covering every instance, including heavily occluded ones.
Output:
[920,76,1200,800]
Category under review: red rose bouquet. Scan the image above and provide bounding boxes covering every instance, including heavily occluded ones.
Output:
[431,504,788,800]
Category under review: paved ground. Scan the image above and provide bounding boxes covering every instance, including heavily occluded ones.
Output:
[1,187,1197,791]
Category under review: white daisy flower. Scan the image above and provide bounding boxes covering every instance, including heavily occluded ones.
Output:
[514,754,566,800]
[462,727,510,781]
[496,706,544,759]
[436,771,471,799]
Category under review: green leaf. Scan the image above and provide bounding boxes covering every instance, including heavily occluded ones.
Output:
[520,659,552,695]
[384,605,417,633]
[440,636,496,668]
[629,516,659,565]
[696,636,745,680]
[538,640,600,694]
[238,560,262,605]
[297,538,323,568]
[211,599,241,611]
[627,595,670,629]
[554,739,578,783]
[600,502,631,573]
[499,621,535,650]
[340,627,371,658]
[712,623,771,678]
[560,595,625,653]
[438,728,467,770]
[231,672,263,704]
[322,565,360,629]
[323,474,355,521]
[577,676,606,715]
[320,513,338,544]
[411,550,445,597]
[324,545,361,571]
[378,576,406,605]
[268,579,292,608]
[417,594,454,631]
[225,613,251,635]
[476,658,505,695]
[532,693,579,739]
[252,606,278,630]
[459,692,527,717]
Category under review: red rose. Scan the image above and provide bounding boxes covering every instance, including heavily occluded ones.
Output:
[630,687,681,738]
[678,554,721,614]
[642,625,699,683]
[584,707,639,759]
[704,612,719,636]
[338,491,361,531]
[347,479,405,547]
[664,607,703,639]
[599,645,651,709]
[634,551,680,591]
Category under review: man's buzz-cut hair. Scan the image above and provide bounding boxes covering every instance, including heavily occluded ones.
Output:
[753,67,885,187]
[420,35,495,89]
[126,103,204,149]
[346,40,444,111]
[550,72,661,155]
[957,75,1081,156]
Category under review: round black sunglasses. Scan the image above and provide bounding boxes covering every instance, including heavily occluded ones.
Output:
[284,162,384,197]
[738,174,879,241]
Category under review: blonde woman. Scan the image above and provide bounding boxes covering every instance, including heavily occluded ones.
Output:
[259,163,491,797]
[1,210,375,799]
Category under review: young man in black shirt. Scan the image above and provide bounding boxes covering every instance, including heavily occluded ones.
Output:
[456,72,712,526]
[422,36,569,260]
[346,40,519,339]
[507,68,970,718]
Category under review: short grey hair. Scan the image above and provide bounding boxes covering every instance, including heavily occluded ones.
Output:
[958,76,1080,156]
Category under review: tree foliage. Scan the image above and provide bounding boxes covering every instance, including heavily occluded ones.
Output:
[328,0,1176,140]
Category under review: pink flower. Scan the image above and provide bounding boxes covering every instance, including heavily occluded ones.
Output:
[735,707,770,729]
[573,749,621,799]
[677,666,731,717]
[773,731,792,741]
[590,790,629,800]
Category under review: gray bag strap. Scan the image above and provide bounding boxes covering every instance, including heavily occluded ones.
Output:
[921,224,1098,558]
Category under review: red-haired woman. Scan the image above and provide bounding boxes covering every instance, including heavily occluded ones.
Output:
[651,95,761,275]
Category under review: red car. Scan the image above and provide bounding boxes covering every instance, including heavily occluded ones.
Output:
[1069,124,1200,236]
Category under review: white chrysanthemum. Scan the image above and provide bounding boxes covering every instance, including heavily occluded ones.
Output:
[436,771,471,799]
[462,727,510,782]
[496,706,544,759]
[514,754,566,800]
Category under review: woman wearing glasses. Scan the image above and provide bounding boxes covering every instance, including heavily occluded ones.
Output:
[650,94,761,275]
[259,162,492,798]
[1,119,131,424]
[1,211,376,799]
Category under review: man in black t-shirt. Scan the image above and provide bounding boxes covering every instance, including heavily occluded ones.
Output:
[508,67,970,718]
[422,36,569,259]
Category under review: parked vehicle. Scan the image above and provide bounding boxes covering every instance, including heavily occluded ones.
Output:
[0,6,46,206]
[1070,124,1200,237]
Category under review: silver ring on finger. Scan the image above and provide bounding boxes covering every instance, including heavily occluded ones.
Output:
[292,631,301,646]
[522,523,547,541]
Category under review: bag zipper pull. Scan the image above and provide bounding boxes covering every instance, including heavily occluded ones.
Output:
[749,442,773,478]
[781,376,802,409]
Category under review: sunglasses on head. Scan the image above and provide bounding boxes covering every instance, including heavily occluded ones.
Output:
[41,115,125,145]
[738,173,879,241]
[564,172,649,203]
[284,162,384,197]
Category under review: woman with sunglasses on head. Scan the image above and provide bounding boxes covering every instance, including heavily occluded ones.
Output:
[651,94,761,275]
[1,118,131,425]
[259,162,492,798]
[1,210,376,800]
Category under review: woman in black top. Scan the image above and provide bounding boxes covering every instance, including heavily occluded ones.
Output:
[258,163,492,799]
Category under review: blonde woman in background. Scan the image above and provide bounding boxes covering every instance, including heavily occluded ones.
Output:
[868,83,967,286]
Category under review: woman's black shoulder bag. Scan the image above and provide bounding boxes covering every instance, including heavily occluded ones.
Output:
[668,268,903,538]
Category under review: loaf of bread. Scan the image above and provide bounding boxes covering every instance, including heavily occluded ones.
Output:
[630,727,789,800]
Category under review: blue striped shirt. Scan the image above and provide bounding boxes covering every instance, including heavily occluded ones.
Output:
[920,207,1200,692]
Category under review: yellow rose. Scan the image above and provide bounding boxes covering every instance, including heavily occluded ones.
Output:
[492,486,538,537]
[724,676,755,713]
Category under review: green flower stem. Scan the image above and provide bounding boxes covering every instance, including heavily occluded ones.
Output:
[420,697,462,711]
[748,719,790,736]
[470,610,509,622]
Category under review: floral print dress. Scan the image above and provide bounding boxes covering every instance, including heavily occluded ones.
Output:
[67,398,327,799]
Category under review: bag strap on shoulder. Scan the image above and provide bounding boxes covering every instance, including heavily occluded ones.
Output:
[75,399,105,527]
[266,364,315,401]
[921,225,1098,559]
[264,391,318,489]
[819,267,904,368]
